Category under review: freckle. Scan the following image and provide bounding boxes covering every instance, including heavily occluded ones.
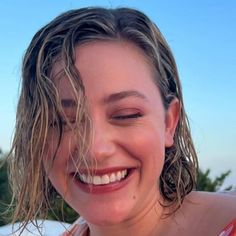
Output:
[133,195,136,200]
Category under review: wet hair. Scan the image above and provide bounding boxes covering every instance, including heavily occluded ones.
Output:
[9,7,198,228]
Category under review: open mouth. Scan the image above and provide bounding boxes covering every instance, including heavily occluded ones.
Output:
[72,168,133,186]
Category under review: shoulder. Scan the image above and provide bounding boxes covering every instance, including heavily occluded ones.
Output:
[180,191,236,235]
[188,190,236,212]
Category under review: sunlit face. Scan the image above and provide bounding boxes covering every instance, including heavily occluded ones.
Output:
[45,41,179,226]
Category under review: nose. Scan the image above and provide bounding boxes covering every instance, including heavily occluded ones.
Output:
[89,119,116,162]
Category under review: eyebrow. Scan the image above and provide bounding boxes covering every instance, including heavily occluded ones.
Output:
[60,90,148,108]
[103,90,148,104]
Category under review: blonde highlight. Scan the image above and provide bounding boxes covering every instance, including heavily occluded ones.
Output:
[8,7,198,228]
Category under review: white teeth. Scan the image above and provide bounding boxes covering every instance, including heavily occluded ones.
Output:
[109,173,116,183]
[78,169,128,185]
[122,169,127,178]
[86,175,92,184]
[93,176,102,185]
[116,171,122,181]
[81,174,86,182]
[121,171,125,178]
[101,174,110,184]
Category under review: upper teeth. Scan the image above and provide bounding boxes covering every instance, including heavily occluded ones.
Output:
[78,169,128,185]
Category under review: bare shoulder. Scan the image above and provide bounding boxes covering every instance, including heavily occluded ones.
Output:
[188,190,236,210]
[179,191,236,235]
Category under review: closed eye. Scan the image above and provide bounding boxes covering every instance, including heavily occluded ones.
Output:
[49,118,76,131]
[112,113,142,120]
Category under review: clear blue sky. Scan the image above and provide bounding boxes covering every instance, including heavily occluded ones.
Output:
[0,0,235,186]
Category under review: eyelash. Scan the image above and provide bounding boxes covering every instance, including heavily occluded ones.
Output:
[112,112,142,120]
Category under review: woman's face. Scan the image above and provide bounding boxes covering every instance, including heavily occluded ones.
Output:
[46,41,179,225]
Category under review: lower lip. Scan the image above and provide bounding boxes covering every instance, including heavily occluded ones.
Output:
[72,169,135,194]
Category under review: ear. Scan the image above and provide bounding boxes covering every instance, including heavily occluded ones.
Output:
[165,98,180,147]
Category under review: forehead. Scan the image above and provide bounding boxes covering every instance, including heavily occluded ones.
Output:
[51,41,158,101]
[50,59,76,100]
[76,40,154,78]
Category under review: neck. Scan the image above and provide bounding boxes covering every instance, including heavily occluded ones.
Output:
[87,197,174,236]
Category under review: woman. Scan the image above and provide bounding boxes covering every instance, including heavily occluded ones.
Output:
[9,7,236,236]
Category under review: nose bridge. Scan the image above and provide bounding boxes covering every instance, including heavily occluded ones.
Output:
[89,116,115,160]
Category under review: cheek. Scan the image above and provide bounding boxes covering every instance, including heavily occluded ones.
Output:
[44,131,73,162]
[122,125,166,168]
[43,132,74,190]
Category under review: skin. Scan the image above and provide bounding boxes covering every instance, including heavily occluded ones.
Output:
[45,41,236,236]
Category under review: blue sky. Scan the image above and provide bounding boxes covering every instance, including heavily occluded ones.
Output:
[0,0,235,186]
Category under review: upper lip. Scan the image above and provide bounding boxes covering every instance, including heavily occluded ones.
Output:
[70,166,135,176]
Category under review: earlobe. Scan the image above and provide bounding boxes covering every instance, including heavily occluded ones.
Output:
[165,98,180,147]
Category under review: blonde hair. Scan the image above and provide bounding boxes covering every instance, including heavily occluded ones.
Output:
[9,7,198,229]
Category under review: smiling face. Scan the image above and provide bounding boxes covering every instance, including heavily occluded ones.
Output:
[45,41,179,226]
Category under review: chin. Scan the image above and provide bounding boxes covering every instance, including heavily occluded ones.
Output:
[81,203,134,226]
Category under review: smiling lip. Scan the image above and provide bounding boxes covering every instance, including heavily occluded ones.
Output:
[71,167,135,194]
